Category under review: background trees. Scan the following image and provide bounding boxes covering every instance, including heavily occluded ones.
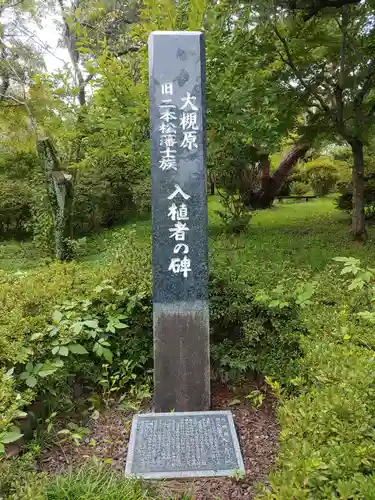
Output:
[1,0,375,254]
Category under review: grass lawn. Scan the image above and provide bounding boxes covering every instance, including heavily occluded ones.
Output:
[1,196,373,279]
[210,196,375,286]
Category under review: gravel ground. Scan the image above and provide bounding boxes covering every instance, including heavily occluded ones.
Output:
[39,382,279,499]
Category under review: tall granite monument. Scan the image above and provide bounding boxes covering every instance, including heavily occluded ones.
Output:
[148,31,210,412]
[125,32,244,480]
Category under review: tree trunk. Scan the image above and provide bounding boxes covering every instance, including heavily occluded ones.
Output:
[37,138,74,261]
[350,138,366,240]
[260,153,270,190]
[250,143,309,208]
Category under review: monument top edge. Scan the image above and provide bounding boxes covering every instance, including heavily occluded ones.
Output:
[134,410,232,418]
[148,30,203,37]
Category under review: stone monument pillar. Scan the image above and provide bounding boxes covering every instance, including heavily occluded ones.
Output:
[148,31,210,412]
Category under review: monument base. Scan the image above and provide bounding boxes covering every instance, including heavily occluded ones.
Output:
[153,301,210,412]
[125,411,245,479]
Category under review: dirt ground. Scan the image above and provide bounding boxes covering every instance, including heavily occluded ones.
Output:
[39,382,279,499]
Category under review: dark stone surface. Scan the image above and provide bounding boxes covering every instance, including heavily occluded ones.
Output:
[153,301,209,412]
[148,31,210,412]
[148,31,208,304]
[126,412,245,478]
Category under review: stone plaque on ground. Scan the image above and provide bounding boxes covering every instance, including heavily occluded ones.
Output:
[125,411,245,479]
[148,31,210,412]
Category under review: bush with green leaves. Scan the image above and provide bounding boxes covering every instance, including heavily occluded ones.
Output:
[0,231,153,454]
[215,194,252,234]
[0,447,47,500]
[209,271,313,384]
[258,257,375,500]
[15,281,151,394]
[0,179,32,238]
[289,181,310,196]
[0,368,32,454]
[0,280,152,455]
[302,158,341,197]
[336,177,375,220]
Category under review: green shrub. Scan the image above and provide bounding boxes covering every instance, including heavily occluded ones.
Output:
[0,231,153,452]
[0,448,47,500]
[0,263,100,367]
[258,258,375,500]
[289,181,309,196]
[0,368,33,454]
[336,178,375,219]
[302,158,340,197]
[0,151,39,180]
[215,194,252,234]
[0,179,32,238]
[15,281,153,393]
[209,271,312,384]
[260,341,375,500]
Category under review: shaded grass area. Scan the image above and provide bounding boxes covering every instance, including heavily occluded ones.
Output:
[0,239,44,272]
[2,196,374,277]
[210,196,375,288]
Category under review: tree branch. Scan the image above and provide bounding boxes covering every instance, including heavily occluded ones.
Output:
[0,0,24,16]
[0,93,23,105]
[281,0,361,21]
[57,0,86,107]
[354,57,375,109]
[114,45,142,57]
[335,6,348,125]
[273,23,331,115]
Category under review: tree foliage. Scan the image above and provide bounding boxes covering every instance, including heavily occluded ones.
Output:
[1,0,375,246]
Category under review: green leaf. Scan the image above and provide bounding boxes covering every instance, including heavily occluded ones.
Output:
[38,363,58,378]
[30,332,43,341]
[52,310,63,323]
[340,267,353,275]
[2,427,22,444]
[83,320,99,329]
[0,443,5,454]
[228,398,241,406]
[53,358,64,368]
[68,344,88,354]
[102,348,113,363]
[57,429,71,435]
[72,322,83,334]
[26,376,37,388]
[59,346,69,356]
[114,321,128,329]
[14,411,28,418]
[51,346,59,355]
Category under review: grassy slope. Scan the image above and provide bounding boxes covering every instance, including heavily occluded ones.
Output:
[2,197,374,277]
